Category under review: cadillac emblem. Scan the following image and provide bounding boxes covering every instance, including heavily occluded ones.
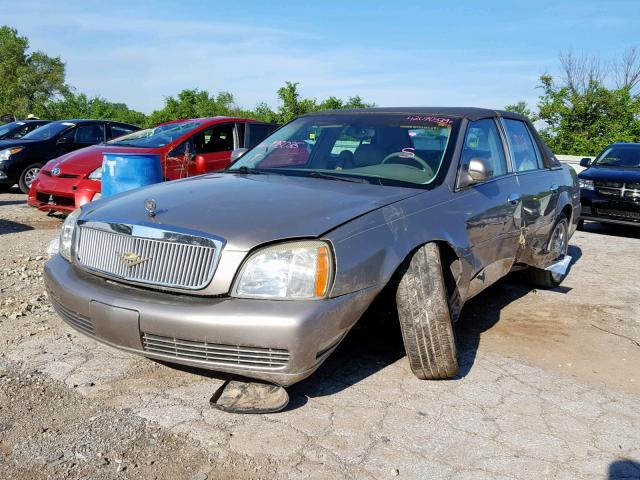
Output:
[51,167,61,176]
[144,198,156,217]
[119,252,151,268]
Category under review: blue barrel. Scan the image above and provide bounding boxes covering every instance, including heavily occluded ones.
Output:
[101,153,163,198]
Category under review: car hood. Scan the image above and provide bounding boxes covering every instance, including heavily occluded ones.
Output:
[0,138,42,149]
[579,166,640,183]
[83,173,424,251]
[46,145,163,176]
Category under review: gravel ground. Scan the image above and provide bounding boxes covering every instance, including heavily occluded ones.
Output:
[1,186,640,479]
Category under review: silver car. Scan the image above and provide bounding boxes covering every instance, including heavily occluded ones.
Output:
[45,108,580,387]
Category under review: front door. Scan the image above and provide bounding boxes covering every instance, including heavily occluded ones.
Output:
[454,118,522,299]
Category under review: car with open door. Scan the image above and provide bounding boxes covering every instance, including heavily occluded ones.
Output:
[0,119,50,141]
[44,108,579,396]
[0,119,139,193]
[577,142,640,228]
[28,117,278,213]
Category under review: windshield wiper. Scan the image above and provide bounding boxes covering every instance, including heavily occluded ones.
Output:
[307,172,371,184]
[227,166,269,175]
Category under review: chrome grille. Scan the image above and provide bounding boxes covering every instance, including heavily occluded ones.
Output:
[75,226,218,290]
[595,181,640,200]
[50,296,95,336]
[596,208,640,220]
[142,333,290,370]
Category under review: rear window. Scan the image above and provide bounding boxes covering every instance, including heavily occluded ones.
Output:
[108,121,200,148]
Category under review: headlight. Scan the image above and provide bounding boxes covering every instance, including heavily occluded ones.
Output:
[579,178,594,190]
[0,147,24,161]
[59,208,81,260]
[233,240,333,299]
[88,167,102,180]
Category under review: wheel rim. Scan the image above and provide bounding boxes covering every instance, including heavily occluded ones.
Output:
[549,221,568,282]
[24,167,40,188]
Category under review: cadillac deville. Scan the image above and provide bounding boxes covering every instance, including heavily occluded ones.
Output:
[44,108,580,388]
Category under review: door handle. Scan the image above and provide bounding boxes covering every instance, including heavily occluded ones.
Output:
[507,193,520,204]
[550,183,559,192]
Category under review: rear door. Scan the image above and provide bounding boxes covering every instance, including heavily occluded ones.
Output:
[454,118,521,298]
[501,118,558,261]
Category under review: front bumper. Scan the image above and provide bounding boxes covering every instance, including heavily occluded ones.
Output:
[28,174,100,213]
[44,255,379,386]
[579,189,640,227]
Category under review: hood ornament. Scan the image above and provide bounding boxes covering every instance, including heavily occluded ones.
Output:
[119,252,151,268]
[144,198,156,217]
[51,167,61,176]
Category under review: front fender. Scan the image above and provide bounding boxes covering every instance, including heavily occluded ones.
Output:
[323,189,474,300]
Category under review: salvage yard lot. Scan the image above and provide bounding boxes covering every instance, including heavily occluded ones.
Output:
[1,187,639,480]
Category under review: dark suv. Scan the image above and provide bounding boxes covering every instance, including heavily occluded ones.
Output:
[578,142,640,227]
[0,120,50,140]
[0,119,139,193]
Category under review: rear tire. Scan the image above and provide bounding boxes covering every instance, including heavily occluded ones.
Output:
[396,242,458,380]
[576,219,584,231]
[524,216,569,288]
[18,163,43,194]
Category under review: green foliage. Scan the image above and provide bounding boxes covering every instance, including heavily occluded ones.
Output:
[269,82,375,123]
[146,89,240,127]
[37,91,147,125]
[0,26,67,117]
[535,75,640,155]
[504,101,536,122]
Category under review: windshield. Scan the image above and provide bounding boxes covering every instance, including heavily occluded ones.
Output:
[107,121,200,148]
[22,122,74,140]
[229,114,456,186]
[594,146,640,168]
[0,121,20,136]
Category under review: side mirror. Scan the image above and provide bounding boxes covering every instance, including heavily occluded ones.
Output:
[230,148,248,163]
[579,157,591,167]
[57,137,73,145]
[194,154,207,174]
[467,157,493,183]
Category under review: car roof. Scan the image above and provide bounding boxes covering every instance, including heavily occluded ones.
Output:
[608,142,640,147]
[50,119,137,127]
[156,116,250,127]
[302,107,528,122]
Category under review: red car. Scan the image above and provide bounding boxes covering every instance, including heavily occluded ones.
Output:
[28,117,278,213]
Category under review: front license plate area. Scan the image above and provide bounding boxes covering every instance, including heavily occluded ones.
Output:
[89,300,142,349]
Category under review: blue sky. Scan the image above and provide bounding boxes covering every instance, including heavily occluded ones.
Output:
[3,0,639,113]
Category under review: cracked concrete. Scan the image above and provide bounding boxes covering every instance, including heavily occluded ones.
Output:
[1,193,640,479]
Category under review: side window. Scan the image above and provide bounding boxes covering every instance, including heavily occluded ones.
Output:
[526,125,545,168]
[12,125,31,139]
[502,119,542,172]
[75,124,105,144]
[462,119,508,179]
[194,124,235,154]
[110,124,136,139]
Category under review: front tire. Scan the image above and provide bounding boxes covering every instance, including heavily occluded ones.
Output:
[396,242,458,380]
[18,163,43,194]
[525,216,569,288]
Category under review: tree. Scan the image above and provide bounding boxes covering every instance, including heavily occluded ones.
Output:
[506,48,640,155]
[0,26,68,117]
[147,88,239,126]
[504,101,536,121]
